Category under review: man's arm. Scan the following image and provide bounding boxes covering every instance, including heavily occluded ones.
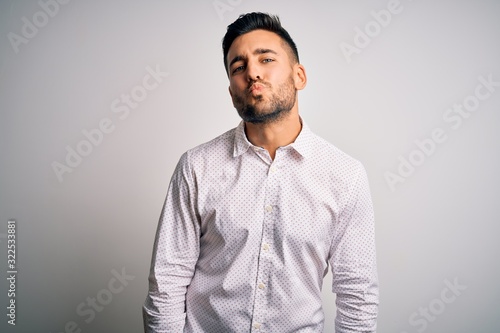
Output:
[329,163,379,332]
[143,152,200,333]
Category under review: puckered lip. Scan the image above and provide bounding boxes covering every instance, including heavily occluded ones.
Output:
[248,83,266,94]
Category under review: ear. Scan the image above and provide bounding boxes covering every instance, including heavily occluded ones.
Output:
[293,63,307,90]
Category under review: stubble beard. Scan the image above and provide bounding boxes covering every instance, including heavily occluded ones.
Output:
[233,75,297,124]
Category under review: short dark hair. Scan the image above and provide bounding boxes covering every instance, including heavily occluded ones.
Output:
[222,12,300,74]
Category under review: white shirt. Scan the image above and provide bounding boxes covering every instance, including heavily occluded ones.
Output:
[143,119,378,332]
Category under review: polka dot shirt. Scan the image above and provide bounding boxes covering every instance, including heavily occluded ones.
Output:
[143,119,378,333]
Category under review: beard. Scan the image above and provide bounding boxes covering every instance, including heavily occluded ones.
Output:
[232,74,297,124]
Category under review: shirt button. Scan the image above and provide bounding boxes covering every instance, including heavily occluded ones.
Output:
[270,166,277,173]
[263,243,270,251]
[253,322,261,329]
[265,205,273,212]
[258,283,265,289]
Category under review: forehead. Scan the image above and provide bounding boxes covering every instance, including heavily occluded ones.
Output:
[227,29,285,59]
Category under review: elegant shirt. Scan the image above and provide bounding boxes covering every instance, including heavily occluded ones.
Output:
[143,119,378,333]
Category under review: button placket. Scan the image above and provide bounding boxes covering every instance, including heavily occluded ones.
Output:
[251,157,279,331]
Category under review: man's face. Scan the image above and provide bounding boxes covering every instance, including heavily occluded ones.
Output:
[227,29,302,124]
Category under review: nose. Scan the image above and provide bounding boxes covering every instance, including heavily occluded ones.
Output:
[246,60,261,81]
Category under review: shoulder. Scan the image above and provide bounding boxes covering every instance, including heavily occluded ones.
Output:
[179,125,237,168]
[302,127,369,201]
[307,129,364,174]
[171,126,237,184]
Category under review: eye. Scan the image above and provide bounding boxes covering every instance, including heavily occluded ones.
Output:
[262,58,274,63]
[232,65,245,74]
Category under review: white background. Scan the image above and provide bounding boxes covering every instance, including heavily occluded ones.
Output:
[1,0,499,332]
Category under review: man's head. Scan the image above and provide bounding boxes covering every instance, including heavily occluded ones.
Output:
[222,12,299,74]
[223,13,306,124]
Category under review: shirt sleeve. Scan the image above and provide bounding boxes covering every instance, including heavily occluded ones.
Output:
[143,152,200,333]
[329,163,379,332]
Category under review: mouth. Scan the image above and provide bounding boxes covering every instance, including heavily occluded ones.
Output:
[248,83,266,94]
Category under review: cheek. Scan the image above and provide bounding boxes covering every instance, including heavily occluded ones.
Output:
[229,80,245,97]
[229,87,239,103]
[268,68,290,86]
[228,86,240,106]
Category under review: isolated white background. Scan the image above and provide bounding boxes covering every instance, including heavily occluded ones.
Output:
[1,0,499,332]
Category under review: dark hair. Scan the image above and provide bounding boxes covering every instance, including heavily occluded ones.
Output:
[222,12,300,73]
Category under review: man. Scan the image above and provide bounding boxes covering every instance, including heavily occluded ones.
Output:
[143,12,378,332]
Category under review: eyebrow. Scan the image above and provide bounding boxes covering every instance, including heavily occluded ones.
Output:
[228,48,278,69]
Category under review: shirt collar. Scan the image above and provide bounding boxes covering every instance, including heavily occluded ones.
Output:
[289,118,313,158]
[233,121,251,157]
[233,117,313,159]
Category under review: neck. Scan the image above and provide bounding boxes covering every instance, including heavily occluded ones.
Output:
[244,110,302,160]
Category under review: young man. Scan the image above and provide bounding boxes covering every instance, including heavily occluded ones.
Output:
[143,12,378,332]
